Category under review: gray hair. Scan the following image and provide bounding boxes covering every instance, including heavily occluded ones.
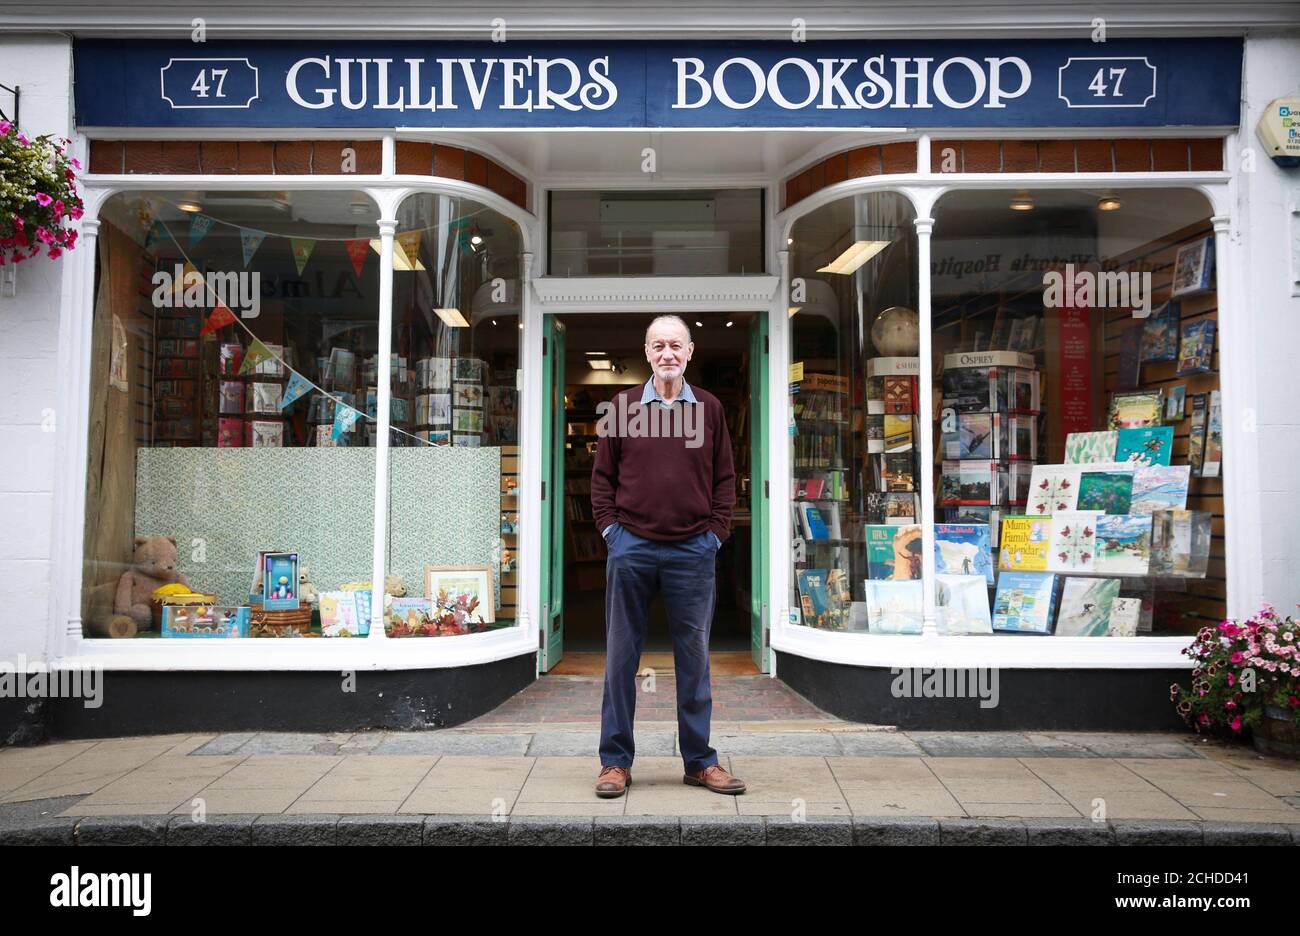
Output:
[644,314,693,345]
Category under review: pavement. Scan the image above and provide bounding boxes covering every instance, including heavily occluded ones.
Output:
[2,720,1299,845]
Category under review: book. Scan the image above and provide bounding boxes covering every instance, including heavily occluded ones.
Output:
[1150,509,1212,578]
[1108,390,1164,429]
[1202,390,1222,477]
[1176,320,1216,374]
[1107,597,1142,637]
[1005,414,1037,460]
[1055,577,1121,636]
[881,453,915,492]
[1171,236,1214,297]
[1008,368,1039,413]
[320,591,367,637]
[992,571,1058,634]
[1076,468,1135,515]
[933,523,993,585]
[941,460,1004,506]
[798,502,831,541]
[882,376,915,414]
[249,420,284,447]
[1048,510,1103,574]
[218,380,243,415]
[936,574,993,635]
[942,366,1007,413]
[1140,300,1181,363]
[864,580,923,634]
[797,569,846,630]
[1064,431,1118,464]
[1094,514,1154,576]
[217,417,243,448]
[866,524,922,580]
[1027,464,1081,514]
[1115,326,1142,390]
[1166,384,1187,421]
[251,382,282,414]
[866,492,919,525]
[998,515,1051,571]
[883,414,914,452]
[1115,426,1174,466]
[1129,464,1191,515]
[1188,393,1208,474]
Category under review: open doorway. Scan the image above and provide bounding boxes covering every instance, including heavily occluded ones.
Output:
[542,311,764,676]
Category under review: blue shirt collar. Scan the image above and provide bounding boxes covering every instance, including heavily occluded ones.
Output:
[641,377,698,406]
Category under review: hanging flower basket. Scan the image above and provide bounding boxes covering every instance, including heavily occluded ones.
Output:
[0,121,83,266]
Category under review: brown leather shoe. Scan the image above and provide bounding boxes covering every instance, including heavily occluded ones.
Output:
[595,765,632,798]
[683,763,746,795]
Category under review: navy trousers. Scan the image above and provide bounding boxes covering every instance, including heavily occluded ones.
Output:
[599,525,719,772]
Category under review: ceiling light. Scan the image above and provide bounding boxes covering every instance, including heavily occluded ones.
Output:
[369,239,426,271]
[588,358,612,370]
[787,237,794,245]
[1098,192,1123,211]
[817,240,890,275]
[725,320,734,327]
[491,319,498,326]
[584,351,606,356]
[433,307,470,328]
[176,195,202,213]
[1009,190,1035,211]
[695,321,704,328]
[470,235,483,246]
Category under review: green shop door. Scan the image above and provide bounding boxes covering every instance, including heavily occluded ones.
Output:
[539,316,566,672]
[749,312,771,672]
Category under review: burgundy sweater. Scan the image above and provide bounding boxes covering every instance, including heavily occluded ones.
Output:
[590,384,736,543]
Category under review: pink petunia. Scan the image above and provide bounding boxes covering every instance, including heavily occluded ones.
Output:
[1230,716,1242,732]
[1231,651,1244,664]
[16,133,29,146]
[70,157,82,170]
[0,119,9,135]
[46,247,61,259]
[34,192,52,207]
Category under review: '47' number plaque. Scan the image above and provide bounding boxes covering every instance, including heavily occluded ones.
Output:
[161,58,260,109]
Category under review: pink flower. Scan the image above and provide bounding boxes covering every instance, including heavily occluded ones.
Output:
[1229,716,1243,732]
[1225,700,1236,710]
[34,192,52,207]
[52,200,65,219]
[0,120,9,135]
[1231,651,1244,664]
[46,247,61,259]
[1227,673,1235,686]
[35,227,53,245]
[70,157,82,170]
[68,205,83,220]
[16,133,29,146]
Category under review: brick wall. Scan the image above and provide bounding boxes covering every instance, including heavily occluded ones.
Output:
[88,140,529,210]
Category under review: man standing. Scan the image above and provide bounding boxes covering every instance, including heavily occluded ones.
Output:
[589,314,745,798]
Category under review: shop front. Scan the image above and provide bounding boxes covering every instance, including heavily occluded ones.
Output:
[4,14,1295,739]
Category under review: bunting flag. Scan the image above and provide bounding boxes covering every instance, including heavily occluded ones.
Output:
[238,337,274,376]
[144,220,171,249]
[188,213,216,250]
[332,403,360,441]
[240,228,266,268]
[396,230,421,268]
[280,371,312,410]
[171,261,200,299]
[450,220,474,251]
[290,238,316,275]
[200,303,237,336]
[345,238,370,277]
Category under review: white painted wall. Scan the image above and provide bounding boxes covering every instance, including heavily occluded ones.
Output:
[0,35,72,663]
[1240,35,1300,618]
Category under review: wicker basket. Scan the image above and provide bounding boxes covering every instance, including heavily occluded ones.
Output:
[249,602,314,636]
[151,592,218,630]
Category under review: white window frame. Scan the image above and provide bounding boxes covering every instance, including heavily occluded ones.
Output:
[768,130,1245,671]
[50,132,545,672]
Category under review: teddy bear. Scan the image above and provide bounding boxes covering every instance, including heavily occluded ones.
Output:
[107,535,189,637]
[299,565,320,606]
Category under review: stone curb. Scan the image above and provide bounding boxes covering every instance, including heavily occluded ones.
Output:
[0,815,1296,845]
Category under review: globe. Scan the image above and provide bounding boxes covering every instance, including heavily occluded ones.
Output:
[870,306,920,356]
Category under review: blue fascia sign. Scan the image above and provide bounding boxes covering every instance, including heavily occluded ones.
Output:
[73,38,1242,130]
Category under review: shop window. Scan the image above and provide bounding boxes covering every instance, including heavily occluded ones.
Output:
[83,190,382,638]
[787,191,920,632]
[930,188,1222,637]
[548,189,764,276]
[383,193,524,636]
